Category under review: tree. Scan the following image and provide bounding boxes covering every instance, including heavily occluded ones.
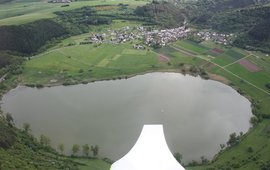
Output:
[72,144,80,156]
[5,113,13,124]
[23,123,31,133]
[58,143,65,155]
[266,83,270,89]
[200,156,209,165]
[82,144,90,157]
[91,145,99,157]
[174,152,182,163]
[247,146,253,153]
[40,134,51,146]
[226,132,240,147]
[250,116,259,127]
[220,144,225,150]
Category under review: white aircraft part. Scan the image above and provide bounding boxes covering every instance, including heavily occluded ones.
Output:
[111,125,185,170]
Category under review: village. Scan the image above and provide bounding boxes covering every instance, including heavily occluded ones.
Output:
[80,25,236,50]
[195,31,235,45]
[81,25,191,49]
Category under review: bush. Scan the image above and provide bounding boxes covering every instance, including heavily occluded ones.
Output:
[78,69,84,73]
[0,120,16,149]
[265,83,270,89]
[36,84,44,88]
[247,146,253,153]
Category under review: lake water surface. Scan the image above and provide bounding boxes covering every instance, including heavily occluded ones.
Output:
[1,72,252,163]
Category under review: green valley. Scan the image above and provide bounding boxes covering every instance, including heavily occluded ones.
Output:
[0,0,269,170]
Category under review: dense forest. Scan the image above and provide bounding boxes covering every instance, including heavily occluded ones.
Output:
[134,1,185,28]
[0,19,68,54]
[54,6,113,35]
[0,0,12,4]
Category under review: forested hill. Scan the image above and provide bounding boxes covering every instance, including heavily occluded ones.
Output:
[134,1,185,28]
[0,19,68,54]
[183,0,270,53]
[0,0,13,4]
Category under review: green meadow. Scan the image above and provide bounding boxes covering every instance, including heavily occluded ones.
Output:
[0,0,147,25]
[75,159,111,170]
[21,43,160,85]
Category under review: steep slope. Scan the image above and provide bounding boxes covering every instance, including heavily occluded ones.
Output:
[0,115,81,170]
[0,19,68,54]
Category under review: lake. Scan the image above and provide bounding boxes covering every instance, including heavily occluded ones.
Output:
[1,72,252,163]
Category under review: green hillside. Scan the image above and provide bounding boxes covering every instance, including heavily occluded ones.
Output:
[0,114,111,170]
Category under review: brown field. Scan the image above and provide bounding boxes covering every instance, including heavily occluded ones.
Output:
[211,48,224,54]
[159,55,170,62]
[239,59,261,72]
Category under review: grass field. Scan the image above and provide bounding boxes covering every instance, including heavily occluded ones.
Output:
[75,158,111,170]
[20,43,160,85]
[174,40,210,54]
[225,49,246,60]
[0,0,148,25]
[211,53,237,66]
[226,62,270,91]
[154,46,206,66]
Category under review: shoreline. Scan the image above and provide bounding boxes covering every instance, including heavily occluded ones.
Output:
[0,69,256,165]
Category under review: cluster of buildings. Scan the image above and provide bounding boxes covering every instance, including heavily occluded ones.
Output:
[81,24,236,49]
[145,26,190,47]
[83,25,190,49]
[196,31,234,45]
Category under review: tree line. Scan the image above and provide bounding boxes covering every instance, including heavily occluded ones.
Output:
[57,143,99,157]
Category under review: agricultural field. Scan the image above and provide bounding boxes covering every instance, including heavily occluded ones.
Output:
[20,43,160,85]
[174,40,210,54]
[0,0,148,25]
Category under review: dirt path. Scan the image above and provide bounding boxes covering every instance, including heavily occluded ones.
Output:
[222,55,251,68]
[159,54,171,62]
